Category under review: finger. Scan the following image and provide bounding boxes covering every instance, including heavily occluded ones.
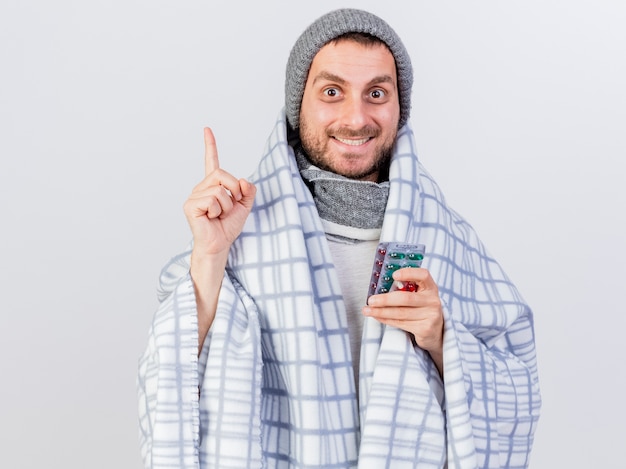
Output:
[238,179,256,208]
[367,288,441,309]
[204,127,220,177]
[364,305,415,320]
[207,187,235,218]
[185,186,235,219]
[363,302,441,323]
[192,168,241,195]
[393,267,437,290]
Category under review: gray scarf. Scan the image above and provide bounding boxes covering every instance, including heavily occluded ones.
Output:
[294,147,389,238]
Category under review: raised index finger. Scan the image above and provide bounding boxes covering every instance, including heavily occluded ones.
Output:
[203,127,220,177]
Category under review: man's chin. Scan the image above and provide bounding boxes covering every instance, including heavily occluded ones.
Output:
[302,143,389,181]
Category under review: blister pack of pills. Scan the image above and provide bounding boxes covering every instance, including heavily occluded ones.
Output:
[367,242,426,298]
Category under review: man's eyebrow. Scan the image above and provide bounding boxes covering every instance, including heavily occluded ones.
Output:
[312,71,346,85]
[368,74,396,87]
[312,71,396,88]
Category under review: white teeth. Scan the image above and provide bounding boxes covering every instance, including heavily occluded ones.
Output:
[335,137,370,146]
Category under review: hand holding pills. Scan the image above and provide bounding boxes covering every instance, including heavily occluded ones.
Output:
[364,242,444,374]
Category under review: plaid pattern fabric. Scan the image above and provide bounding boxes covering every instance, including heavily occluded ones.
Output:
[138,111,541,468]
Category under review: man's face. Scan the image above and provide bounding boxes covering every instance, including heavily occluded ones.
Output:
[299,39,401,182]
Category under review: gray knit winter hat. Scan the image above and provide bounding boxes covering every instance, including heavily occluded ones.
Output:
[285,8,413,130]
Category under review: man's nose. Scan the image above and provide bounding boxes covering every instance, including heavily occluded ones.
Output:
[338,95,369,128]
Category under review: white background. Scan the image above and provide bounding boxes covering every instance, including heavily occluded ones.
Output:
[1,1,624,467]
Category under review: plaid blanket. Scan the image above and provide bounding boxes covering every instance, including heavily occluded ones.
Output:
[138,111,541,468]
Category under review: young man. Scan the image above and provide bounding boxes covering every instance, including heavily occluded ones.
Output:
[138,9,541,468]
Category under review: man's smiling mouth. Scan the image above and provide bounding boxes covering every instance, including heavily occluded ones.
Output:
[334,136,371,146]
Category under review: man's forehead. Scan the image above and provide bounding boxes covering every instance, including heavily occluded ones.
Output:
[307,40,398,85]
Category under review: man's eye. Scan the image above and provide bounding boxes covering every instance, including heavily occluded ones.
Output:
[324,88,339,97]
[370,89,386,99]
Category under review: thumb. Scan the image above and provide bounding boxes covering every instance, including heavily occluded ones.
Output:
[238,179,256,209]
